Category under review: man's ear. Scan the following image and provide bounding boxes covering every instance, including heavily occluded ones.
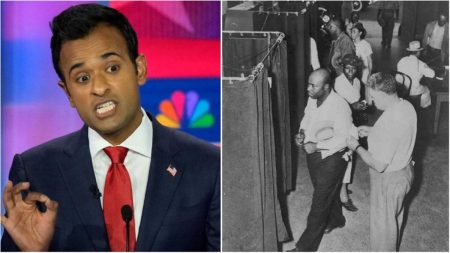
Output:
[135,54,147,86]
[58,81,75,107]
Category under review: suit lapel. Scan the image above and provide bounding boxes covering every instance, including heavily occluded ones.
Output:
[58,126,109,251]
[136,115,183,251]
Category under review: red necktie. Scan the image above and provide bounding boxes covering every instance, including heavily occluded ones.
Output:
[103,146,136,251]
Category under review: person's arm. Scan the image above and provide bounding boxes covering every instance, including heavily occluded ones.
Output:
[206,159,220,251]
[422,23,431,48]
[347,137,388,172]
[442,26,449,63]
[420,61,435,78]
[394,2,399,20]
[310,38,320,70]
[1,154,58,251]
[366,51,373,77]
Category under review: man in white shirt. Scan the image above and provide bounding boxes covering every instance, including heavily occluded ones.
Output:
[422,13,448,66]
[290,69,353,251]
[397,41,435,108]
[347,72,416,251]
[1,4,220,251]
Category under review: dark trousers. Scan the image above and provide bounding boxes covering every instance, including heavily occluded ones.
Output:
[295,150,347,251]
[424,45,443,67]
[381,10,395,46]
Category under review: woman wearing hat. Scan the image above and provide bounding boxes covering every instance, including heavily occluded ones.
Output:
[397,41,435,109]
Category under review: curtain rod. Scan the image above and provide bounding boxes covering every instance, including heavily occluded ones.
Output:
[223,31,282,35]
[248,33,285,82]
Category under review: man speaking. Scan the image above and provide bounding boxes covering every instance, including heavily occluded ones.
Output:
[1,4,220,251]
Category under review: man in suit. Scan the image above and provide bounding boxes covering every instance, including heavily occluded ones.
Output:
[1,4,220,251]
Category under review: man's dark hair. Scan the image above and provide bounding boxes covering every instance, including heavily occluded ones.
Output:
[367,72,397,94]
[341,53,361,67]
[331,18,344,32]
[50,4,138,81]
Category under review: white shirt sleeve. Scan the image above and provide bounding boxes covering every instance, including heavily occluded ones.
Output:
[419,60,435,78]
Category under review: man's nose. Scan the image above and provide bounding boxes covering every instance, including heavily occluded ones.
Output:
[91,73,109,95]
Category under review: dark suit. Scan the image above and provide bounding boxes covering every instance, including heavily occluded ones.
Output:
[1,113,220,251]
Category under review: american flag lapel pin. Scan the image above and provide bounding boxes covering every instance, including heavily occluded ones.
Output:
[166,164,177,177]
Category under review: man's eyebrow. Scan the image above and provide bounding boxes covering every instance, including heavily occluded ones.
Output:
[100,51,123,60]
[68,62,84,77]
[68,52,123,76]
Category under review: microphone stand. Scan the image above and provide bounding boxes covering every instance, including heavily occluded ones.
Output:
[125,220,130,252]
[121,205,133,252]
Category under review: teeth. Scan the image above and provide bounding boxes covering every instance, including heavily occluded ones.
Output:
[96,101,115,114]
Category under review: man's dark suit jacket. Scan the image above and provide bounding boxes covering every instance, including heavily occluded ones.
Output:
[1,113,220,251]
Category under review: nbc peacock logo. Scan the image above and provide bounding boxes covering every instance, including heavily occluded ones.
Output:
[156,90,215,129]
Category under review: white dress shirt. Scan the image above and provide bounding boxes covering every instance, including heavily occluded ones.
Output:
[368,99,416,172]
[429,23,445,50]
[354,39,373,84]
[334,73,361,104]
[88,108,153,239]
[397,55,435,96]
[300,90,353,159]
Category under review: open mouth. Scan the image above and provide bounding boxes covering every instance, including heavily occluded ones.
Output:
[96,101,116,116]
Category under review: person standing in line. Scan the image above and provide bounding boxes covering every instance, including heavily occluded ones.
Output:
[290,69,353,251]
[351,22,374,105]
[422,12,449,66]
[326,18,356,77]
[334,53,367,212]
[377,1,399,49]
[347,72,416,251]
[345,11,360,37]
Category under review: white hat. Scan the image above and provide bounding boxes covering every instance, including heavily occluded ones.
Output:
[406,41,423,51]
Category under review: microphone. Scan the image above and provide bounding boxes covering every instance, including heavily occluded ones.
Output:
[121,205,133,252]
[89,184,102,199]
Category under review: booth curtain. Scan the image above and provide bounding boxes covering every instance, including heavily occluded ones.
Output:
[223,34,293,194]
[222,70,288,251]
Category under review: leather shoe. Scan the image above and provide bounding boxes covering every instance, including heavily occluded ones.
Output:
[341,198,358,212]
[286,247,299,252]
[324,222,345,234]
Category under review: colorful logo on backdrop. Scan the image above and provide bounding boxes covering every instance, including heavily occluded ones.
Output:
[156,91,214,129]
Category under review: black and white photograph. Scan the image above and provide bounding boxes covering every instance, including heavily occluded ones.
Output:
[222,0,449,251]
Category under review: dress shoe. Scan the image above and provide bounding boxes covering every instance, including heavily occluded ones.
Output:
[324,222,345,234]
[341,198,358,212]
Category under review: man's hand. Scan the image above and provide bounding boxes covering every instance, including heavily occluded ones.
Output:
[351,101,368,111]
[346,136,360,151]
[357,125,372,138]
[294,131,305,147]
[303,142,318,154]
[1,180,58,251]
